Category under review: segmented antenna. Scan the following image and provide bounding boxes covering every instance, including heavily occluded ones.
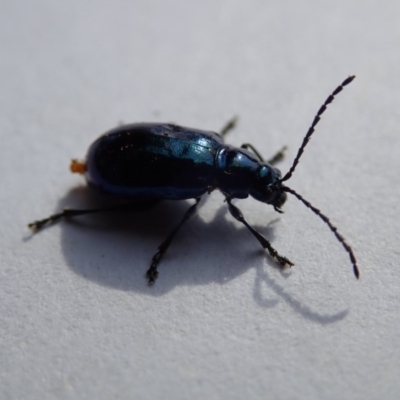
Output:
[281,75,355,182]
[282,186,359,279]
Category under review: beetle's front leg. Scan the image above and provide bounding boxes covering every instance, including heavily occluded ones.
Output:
[240,144,287,165]
[225,197,294,268]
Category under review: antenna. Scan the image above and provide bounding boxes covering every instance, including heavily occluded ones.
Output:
[282,186,359,279]
[281,75,355,182]
[277,76,359,279]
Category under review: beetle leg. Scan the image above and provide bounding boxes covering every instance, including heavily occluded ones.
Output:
[146,197,202,284]
[220,116,238,137]
[266,146,287,165]
[240,143,264,161]
[28,202,157,232]
[240,144,287,165]
[225,197,294,269]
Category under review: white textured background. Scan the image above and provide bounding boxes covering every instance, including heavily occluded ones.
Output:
[1,1,399,399]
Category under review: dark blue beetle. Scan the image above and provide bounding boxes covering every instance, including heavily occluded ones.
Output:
[85,123,286,207]
[29,76,359,284]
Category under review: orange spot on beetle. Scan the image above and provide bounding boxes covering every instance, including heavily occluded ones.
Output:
[70,159,86,174]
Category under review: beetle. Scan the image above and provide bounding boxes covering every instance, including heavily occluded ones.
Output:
[29,76,359,284]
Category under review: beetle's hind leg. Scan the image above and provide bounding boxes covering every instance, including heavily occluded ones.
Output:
[146,197,202,285]
[225,197,294,269]
[28,207,114,232]
[28,203,155,232]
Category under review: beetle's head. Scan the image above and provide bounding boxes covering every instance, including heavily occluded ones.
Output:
[250,165,287,211]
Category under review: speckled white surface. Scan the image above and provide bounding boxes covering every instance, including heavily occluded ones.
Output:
[1,1,399,399]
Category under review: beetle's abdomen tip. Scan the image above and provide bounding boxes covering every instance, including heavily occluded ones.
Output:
[70,159,87,174]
